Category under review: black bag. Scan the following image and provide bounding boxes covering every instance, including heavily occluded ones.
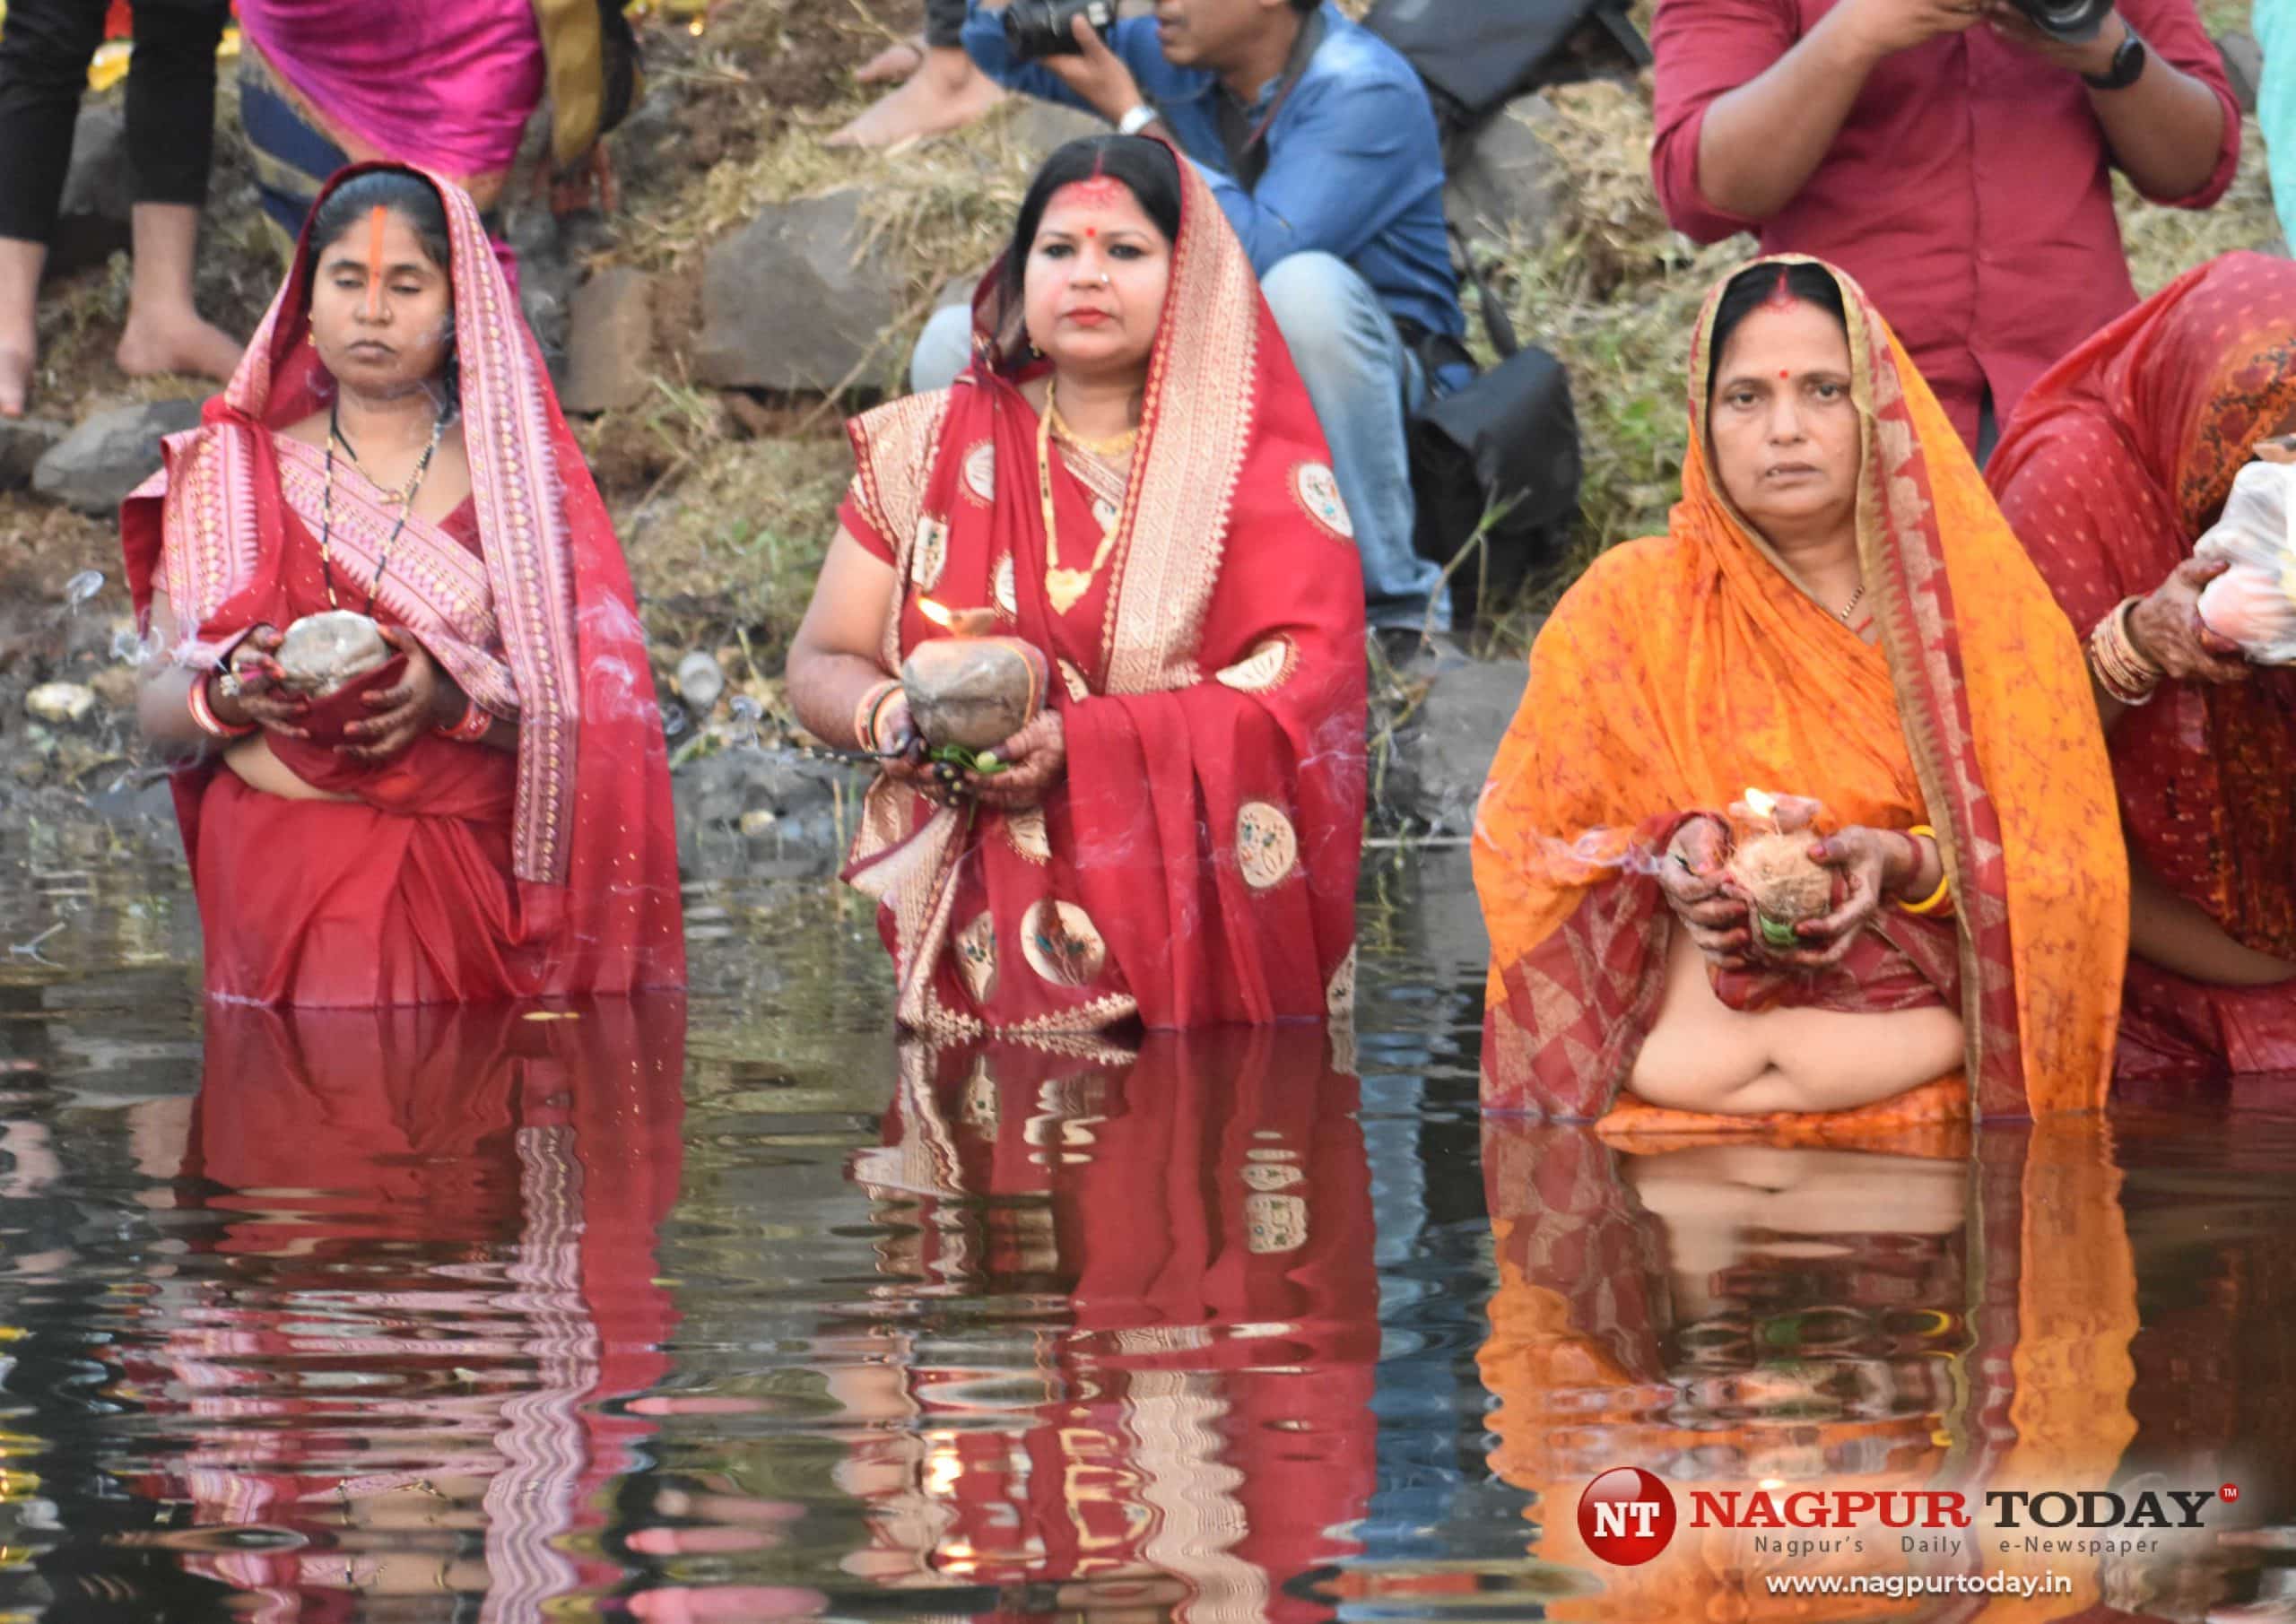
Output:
[1405,233,1582,622]
[1364,0,1648,145]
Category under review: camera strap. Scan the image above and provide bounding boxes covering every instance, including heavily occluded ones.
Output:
[1213,5,1327,192]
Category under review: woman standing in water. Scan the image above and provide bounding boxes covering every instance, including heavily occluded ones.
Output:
[786,135,1366,1036]
[123,164,683,1006]
[1474,258,2125,1127]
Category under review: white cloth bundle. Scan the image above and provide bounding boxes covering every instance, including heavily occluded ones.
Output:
[2195,459,2296,664]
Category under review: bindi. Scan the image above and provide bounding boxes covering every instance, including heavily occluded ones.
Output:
[364,204,388,319]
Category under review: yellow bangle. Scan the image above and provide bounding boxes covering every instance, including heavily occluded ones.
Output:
[1896,823,1952,916]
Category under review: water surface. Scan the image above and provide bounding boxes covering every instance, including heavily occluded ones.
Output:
[0,847,2290,1621]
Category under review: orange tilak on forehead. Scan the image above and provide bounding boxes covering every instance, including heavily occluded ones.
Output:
[364,205,387,318]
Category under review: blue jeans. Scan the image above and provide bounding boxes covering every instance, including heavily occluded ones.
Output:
[908,250,1446,631]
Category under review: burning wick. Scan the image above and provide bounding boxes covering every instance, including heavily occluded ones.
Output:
[917,597,996,638]
[1744,786,1782,834]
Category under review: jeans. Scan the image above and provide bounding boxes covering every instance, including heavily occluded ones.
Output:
[909,250,1446,630]
[0,0,228,242]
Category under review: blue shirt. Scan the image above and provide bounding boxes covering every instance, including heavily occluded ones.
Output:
[961,2,1464,341]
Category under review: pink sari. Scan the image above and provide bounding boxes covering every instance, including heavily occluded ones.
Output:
[235,0,544,208]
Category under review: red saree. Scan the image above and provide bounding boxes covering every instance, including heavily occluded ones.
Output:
[1987,251,2296,1079]
[1473,256,2126,1120]
[837,144,1366,1037]
[120,161,683,1007]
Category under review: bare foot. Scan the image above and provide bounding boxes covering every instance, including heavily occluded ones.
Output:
[115,308,243,386]
[826,47,1004,148]
[855,37,925,85]
[0,344,29,418]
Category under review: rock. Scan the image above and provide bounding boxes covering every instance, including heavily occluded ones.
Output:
[32,400,203,516]
[0,418,66,491]
[89,666,139,711]
[693,192,904,394]
[1002,98,1108,163]
[25,682,97,727]
[50,100,132,275]
[676,649,726,716]
[1446,93,1565,249]
[2218,30,2262,116]
[562,267,655,414]
[1382,657,1526,834]
[276,611,392,696]
[673,744,874,881]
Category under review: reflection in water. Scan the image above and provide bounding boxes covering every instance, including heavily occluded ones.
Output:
[3,854,2296,1619]
[77,999,684,1620]
[840,1029,1378,1621]
[1474,1119,2296,1622]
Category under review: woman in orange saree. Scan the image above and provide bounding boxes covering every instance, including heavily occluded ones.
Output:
[1473,256,2125,1125]
[787,135,1366,1036]
[1987,252,2296,1081]
[120,163,684,1006]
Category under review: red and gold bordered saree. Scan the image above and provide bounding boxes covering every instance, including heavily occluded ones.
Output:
[1472,256,2126,1121]
[835,145,1366,1038]
[120,162,683,1007]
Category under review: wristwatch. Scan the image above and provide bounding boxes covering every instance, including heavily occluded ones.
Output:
[1117,104,1159,137]
[2083,30,2146,91]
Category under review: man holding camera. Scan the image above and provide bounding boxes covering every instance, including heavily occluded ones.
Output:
[1652,0,2238,455]
[909,0,1464,638]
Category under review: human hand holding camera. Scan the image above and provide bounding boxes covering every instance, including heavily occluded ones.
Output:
[1041,12,1145,125]
[1982,0,2127,75]
[1835,0,1989,62]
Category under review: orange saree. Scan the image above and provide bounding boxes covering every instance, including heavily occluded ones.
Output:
[1473,256,2126,1121]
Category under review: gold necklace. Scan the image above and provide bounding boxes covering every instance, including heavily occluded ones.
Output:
[1837,582,1867,624]
[1039,380,1121,616]
[1047,381,1139,459]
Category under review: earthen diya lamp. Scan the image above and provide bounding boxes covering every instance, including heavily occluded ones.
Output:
[900,600,1048,772]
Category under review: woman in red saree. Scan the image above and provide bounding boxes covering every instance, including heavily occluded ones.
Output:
[1987,251,2296,1080]
[121,162,683,1006]
[1472,257,2126,1126]
[787,135,1365,1036]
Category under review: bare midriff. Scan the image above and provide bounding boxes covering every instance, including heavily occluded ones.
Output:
[222,735,359,803]
[1629,925,1964,1116]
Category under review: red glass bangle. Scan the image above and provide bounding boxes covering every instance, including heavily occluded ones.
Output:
[187,672,256,739]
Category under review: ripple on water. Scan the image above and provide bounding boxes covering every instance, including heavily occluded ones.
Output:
[0,847,2285,1619]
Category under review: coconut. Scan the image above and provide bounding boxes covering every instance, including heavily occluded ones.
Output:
[275,611,393,698]
[899,635,1049,751]
[1727,832,1834,950]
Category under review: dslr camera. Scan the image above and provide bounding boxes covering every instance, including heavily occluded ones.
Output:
[2001,0,2111,40]
[1004,0,1119,60]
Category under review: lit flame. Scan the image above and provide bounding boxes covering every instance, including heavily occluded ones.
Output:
[917,597,953,630]
[1744,787,1778,820]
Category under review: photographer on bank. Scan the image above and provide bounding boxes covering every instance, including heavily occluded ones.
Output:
[909,0,1464,640]
[1653,0,2237,457]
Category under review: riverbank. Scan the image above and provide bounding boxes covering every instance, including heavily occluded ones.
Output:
[0,0,2277,866]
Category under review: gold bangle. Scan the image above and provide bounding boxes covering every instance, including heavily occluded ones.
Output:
[1896,823,1952,916]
